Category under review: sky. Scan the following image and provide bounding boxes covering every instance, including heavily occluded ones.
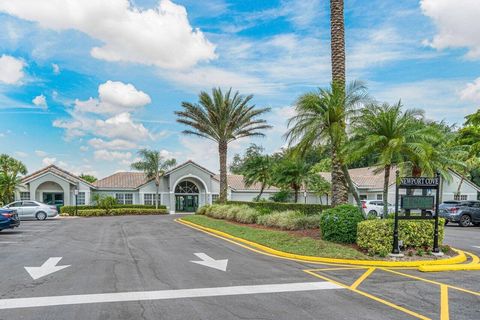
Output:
[0,0,479,178]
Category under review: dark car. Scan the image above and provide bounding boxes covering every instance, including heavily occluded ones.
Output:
[0,208,20,231]
[439,200,480,227]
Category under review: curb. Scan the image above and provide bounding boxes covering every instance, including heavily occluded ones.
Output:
[177,218,468,268]
[418,251,480,272]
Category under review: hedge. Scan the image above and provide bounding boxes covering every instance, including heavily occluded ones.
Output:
[357,219,445,256]
[73,208,168,217]
[226,201,329,215]
[320,204,365,244]
[61,204,166,214]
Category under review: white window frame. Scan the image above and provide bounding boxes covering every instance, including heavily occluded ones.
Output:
[20,192,30,201]
[144,193,161,205]
[77,192,86,205]
[116,193,134,205]
[212,194,219,203]
[454,194,468,201]
[376,194,383,200]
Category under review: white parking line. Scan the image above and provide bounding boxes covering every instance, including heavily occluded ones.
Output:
[0,241,19,244]
[0,281,342,310]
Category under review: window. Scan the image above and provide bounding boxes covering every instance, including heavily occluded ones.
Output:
[359,195,367,200]
[212,194,219,203]
[376,194,383,200]
[116,193,134,205]
[175,181,199,194]
[22,201,39,207]
[20,192,30,200]
[144,194,161,205]
[9,201,23,207]
[454,194,468,201]
[77,192,85,205]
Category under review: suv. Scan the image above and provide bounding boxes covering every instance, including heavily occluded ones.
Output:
[361,200,395,217]
[439,200,480,227]
[3,201,58,220]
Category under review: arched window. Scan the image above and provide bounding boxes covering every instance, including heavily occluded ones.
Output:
[175,181,199,194]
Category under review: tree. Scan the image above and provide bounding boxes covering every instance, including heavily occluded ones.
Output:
[285,81,368,207]
[271,155,311,203]
[330,0,345,87]
[131,149,176,209]
[348,102,432,215]
[307,173,331,205]
[0,154,27,205]
[242,154,271,201]
[176,88,271,203]
[229,144,265,174]
[79,174,97,183]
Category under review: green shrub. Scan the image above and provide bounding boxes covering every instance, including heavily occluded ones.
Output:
[269,190,291,202]
[227,201,329,216]
[75,208,168,217]
[225,205,248,220]
[61,204,165,214]
[196,205,210,215]
[257,210,321,230]
[204,204,231,219]
[320,204,364,244]
[233,207,260,224]
[356,219,445,256]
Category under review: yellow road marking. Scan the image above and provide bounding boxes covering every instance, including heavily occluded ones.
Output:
[350,267,376,290]
[440,285,449,320]
[307,266,367,272]
[303,270,430,320]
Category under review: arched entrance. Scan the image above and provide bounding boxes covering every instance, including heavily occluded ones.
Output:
[36,181,65,206]
[174,180,199,212]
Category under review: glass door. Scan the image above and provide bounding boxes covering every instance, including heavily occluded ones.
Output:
[175,195,198,212]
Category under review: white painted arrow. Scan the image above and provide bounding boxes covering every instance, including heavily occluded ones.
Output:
[190,253,228,272]
[25,257,70,280]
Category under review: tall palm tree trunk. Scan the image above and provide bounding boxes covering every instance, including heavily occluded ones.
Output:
[330,0,345,87]
[155,183,159,210]
[342,165,362,209]
[382,164,391,217]
[331,146,349,206]
[256,183,265,202]
[218,141,228,203]
[456,176,464,196]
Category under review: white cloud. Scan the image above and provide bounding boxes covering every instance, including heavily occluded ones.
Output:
[52,63,60,74]
[75,81,151,115]
[88,138,137,150]
[14,151,28,158]
[0,0,216,69]
[0,54,25,84]
[42,157,56,166]
[96,113,152,141]
[94,150,132,161]
[421,0,480,59]
[459,78,480,103]
[32,94,48,109]
[35,150,48,157]
[80,146,89,152]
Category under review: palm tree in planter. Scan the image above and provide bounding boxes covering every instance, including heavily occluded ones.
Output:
[131,149,176,209]
[176,88,271,203]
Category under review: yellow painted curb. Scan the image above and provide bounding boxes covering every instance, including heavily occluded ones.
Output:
[419,251,480,272]
[177,218,468,267]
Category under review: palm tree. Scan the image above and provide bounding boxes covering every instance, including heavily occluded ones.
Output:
[176,88,271,203]
[0,154,27,204]
[271,155,311,203]
[285,81,368,206]
[242,154,271,201]
[348,102,432,215]
[330,0,345,87]
[131,149,176,209]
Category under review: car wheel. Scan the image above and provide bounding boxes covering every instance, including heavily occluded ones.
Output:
[459,214,472,227]
[36,211,47,221]
[368,210,378,217]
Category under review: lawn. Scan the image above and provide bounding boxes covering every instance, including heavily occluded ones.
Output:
[181,215,371,260]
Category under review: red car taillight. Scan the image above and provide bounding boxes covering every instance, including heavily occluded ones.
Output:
[1,213,13,218]
[362,202,367,209]
[448,207,459,213]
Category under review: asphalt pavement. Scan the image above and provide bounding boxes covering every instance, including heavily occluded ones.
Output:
[0,215,479,320]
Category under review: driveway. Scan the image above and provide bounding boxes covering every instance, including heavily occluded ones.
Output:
[0,215,479,320]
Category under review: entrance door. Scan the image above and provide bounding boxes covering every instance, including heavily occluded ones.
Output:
[175,195,198,212]
[43,193,64,206]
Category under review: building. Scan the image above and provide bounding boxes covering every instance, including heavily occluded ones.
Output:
[319,167,480,204]
[15,161,322,213]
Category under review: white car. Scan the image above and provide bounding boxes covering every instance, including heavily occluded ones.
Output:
[3,201,58,220]
[361,200,395,217]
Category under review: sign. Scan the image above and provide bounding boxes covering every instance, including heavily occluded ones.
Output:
[401,195,434,210]
[399,176,440,188]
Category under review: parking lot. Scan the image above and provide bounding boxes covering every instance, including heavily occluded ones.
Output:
[0,215,479,320]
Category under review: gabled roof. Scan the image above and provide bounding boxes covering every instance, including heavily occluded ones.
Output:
[93,172,148,189]
[165,160,216,177]
[214,174,280,192]
[319,166,396,190]
[21,164,95,187]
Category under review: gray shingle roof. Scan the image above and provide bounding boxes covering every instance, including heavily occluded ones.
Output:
[319,166,396,189]
[214,174,280,191]
[93,172,149,189]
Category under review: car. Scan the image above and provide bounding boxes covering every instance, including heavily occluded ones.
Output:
[361,200,395,217]
[439,200,480,227]
[0,208,20,231]
[2,200,58,220]
[439,200,460,211]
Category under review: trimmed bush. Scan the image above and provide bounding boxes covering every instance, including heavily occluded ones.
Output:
[227,201,329,215]
[233,207,260,224]
[75,208,168,217]
[196,205,210,215]
[320,205,365,244]
[357,219,445,256]
[61,204,166,215]
[257,210,321,230]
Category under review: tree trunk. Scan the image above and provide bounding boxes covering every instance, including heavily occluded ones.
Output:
[383,164,391,218]
[331,145,349,206]
[155,182,159,210]
[256,183,265,202]
[218,141,228,203]
[294,187,299,203]
[456,176,464,196]
[330,0,345,87]
[341,164,362,211]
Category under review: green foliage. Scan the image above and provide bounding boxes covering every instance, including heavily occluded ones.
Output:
[269,190,291,203]
[320,205,365,244]
[242,153,272,200]
[0,154,27,205]
[229,144,265,174]
[78,174,97,183]
[257,210,321,230]
[74,208,168,217]
[271,155,311,202]
[356,219,445,256]
[60,204,165,214]
[227,201,329,215]
[306,174,330,204]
